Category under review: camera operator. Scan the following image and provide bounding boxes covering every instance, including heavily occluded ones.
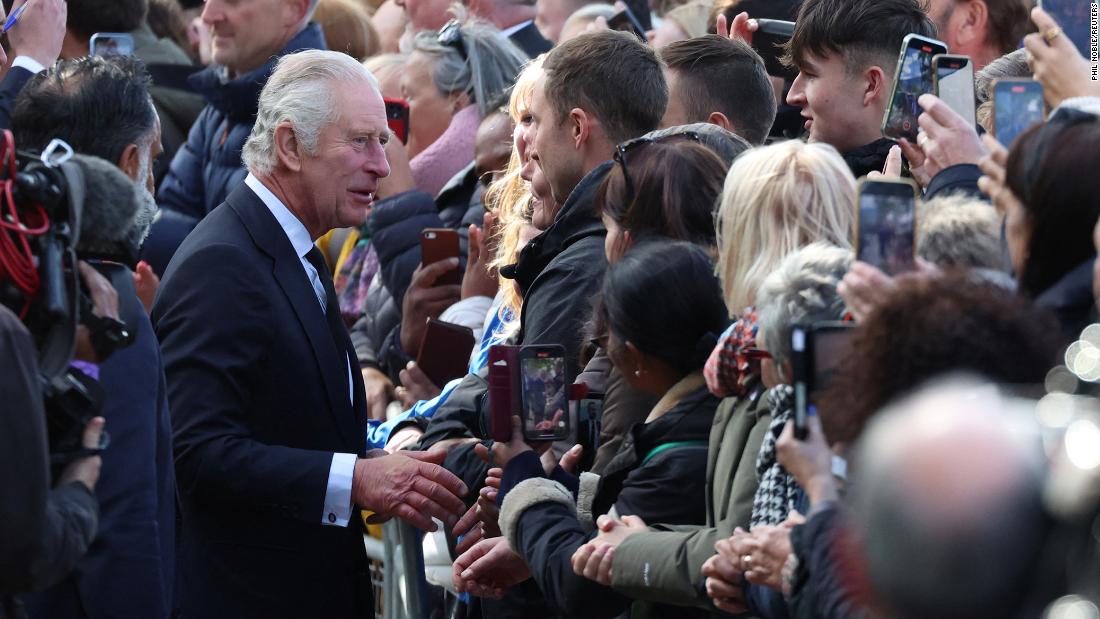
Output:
[12,56,176,619]
[0,262,116,619]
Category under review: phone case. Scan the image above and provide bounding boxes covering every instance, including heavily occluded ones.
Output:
[420,228,461,287]
[488,345,520,442]
[383,97,410,144]
[416,319,475,387]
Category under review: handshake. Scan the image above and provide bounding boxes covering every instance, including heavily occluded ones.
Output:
[351,449,469,532]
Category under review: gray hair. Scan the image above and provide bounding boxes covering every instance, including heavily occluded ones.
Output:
[242,49,379,176]
[851,378,1045,619]
[975,48,1031,133]
[645,123,751,166]
[756,242,853,374]
[411,20,527,118]
[917,193,1009,272]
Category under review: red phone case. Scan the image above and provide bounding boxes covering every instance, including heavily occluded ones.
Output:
[488,345,520,442]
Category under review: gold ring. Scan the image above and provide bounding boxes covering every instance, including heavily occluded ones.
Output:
[1043,26,1063,44]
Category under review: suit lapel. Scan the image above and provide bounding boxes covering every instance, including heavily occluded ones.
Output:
[227,184,362,450]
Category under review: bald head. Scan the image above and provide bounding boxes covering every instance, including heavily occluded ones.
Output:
[852,379,1047,619]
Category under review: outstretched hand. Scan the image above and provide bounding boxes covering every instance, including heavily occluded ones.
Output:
[353,450,468,532]
[453,537,531,598]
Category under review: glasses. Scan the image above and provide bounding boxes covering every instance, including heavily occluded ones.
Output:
[614,131,701,204]
[437,20,468,61]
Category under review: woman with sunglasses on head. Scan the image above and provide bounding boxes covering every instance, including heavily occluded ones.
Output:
[577,124,746,473]
[453,241,728,619]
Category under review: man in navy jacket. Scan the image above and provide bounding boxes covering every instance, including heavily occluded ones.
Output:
[143,0,327,275]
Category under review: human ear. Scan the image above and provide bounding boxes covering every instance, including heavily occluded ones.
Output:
[116,143,142,183]
[274,122,303,172]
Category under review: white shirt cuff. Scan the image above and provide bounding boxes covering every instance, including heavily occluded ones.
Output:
[322,452,357,527]
[12,56,46,75]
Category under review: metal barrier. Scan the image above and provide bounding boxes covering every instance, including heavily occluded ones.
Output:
[365,520,430,618]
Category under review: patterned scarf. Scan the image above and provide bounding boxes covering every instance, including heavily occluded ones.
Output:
[333,233,379,328]
[703,308,759,397]
[751,384,800,528]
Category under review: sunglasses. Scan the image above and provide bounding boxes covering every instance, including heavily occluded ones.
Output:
[437,20,468,61]
[614,132,701,204]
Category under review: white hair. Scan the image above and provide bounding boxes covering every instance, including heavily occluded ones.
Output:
[242,49,380,176]
[756,241,853,374]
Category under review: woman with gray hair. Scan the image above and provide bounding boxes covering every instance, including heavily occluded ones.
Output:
[401,19,527,197]
[751,241,853,528]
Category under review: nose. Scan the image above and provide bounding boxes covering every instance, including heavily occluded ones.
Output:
[787,72,806,107]
[201,0,224,25]
[370,143,391,180]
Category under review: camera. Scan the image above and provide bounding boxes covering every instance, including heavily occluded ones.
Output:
[0,132,135,469]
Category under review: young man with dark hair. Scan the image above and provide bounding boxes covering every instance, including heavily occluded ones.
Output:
[784,0,937,176]
[659,35,776,145]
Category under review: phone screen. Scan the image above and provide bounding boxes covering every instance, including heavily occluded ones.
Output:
[1039,0,1095,59]
[858,181,916,275]
[90,33,134,56]
[994,81,1044,148]
[521,353,568,441]
[934,56,976,127]
[883,37,945,141]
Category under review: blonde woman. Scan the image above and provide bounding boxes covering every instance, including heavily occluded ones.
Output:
[716,139,855,314]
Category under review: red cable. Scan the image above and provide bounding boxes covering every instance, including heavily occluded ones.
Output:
[0,130,52,312]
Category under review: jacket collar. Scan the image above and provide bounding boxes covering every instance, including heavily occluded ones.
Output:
[1036,257,1098,339]
[189,23,327,122]
[505,160,612,294]
[842,137,895,178]
[645,371,707,423]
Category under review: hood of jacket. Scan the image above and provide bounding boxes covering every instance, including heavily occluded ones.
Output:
[188,23,326,122]
[504,161,612,295]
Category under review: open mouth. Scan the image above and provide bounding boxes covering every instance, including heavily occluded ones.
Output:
[350,190,375,202]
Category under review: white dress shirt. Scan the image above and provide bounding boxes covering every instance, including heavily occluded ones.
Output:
[245,174,358,528]
[12,56,46,75]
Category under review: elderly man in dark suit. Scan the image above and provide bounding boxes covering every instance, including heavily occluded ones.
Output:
[152,49,468,618]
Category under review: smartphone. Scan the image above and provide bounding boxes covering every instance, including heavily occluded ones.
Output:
[415,319,475,387]
[882,34,948,142]
[791,322,855,440]
[89,33,135,56]
[1038,0,1094,59]
[519,345,569,442]
[992,79,1045,148]
[856,178,919,276]
[419,228,461,287]
[606,6,647,42]
[753,19,798,82]
[488,345,520,442]
[932,54,976,129]
[383,97,410,144]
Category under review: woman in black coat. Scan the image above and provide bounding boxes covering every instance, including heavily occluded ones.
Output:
[454,241,730,618]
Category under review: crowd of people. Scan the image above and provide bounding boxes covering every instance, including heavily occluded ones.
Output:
[1,0,1100,617]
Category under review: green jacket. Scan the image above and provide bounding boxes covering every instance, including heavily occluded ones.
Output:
[610,382,771,612]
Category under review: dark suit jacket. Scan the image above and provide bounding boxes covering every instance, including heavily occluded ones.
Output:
[152,183,371,618]
[508,21,552,58]
[0,66,36,132]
